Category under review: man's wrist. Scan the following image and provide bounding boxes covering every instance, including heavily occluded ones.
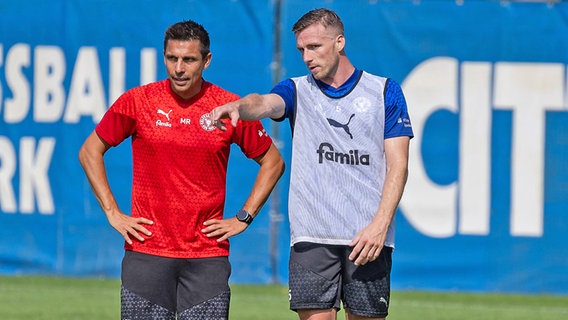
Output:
[235,209,254,225]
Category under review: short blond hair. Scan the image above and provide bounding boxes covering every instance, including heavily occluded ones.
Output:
[292,8,344,36]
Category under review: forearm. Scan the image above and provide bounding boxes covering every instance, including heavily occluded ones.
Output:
[242,144,285,216]
[371,164,408,231]
[78,134,120,217]
[348,157,408,265]
[371,136,410,231]
[237,93,285,121]
[79,132,152,244]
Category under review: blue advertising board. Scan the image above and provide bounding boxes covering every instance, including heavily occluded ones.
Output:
[1,0,567,294]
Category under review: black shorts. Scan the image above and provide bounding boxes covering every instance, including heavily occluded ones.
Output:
[289,242,393,318]
[121,250,231,320]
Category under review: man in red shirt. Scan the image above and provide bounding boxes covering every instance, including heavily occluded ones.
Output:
[78,20,284,319]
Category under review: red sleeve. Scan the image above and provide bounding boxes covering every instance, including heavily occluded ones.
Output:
[95,91,137,147]
[233,119,273,159]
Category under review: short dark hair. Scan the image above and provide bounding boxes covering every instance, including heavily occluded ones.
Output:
[164,20,210,58]
[292,8,344,36]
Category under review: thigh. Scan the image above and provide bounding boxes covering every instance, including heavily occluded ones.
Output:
[342,246,393,318]
[177,256,231,320]
[289,242,343,312]
[121,250,178,319]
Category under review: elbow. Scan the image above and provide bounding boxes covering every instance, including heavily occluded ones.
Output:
[276,156,286,179]
[78,132,109,169]
[78,143,98,172]
[267,152,285,180]
[270,154,286,186]
[272,145,286,179]
[258,144,286,179]
[78,139,103,170]
[78,144,88,168]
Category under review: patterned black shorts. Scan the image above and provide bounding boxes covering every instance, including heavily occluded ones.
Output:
[121,251,231,320]
[289,242,393,318]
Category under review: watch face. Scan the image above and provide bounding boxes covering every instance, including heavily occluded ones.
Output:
[236,210,252,224]
[237,210,247,220]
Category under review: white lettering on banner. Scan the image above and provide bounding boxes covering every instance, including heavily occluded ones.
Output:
[0,43,157,215]
[0,137,17,213]
[4,44,31,123]
[459,62,492,236]
[493,63,564,236]
[141,48,157,86]
[109,47,158,105]
[400,57,566,238]
[399,57,458,237]
[0,44,2,109]
[34,46,66,122]
[0,137,55,214]
[109,47,125,107]
[0,43,157,124]
[64,47,108,123]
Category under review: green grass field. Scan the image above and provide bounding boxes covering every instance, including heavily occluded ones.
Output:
[1,276,567,319]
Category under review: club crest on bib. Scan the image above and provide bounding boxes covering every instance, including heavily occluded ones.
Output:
[199,113,215,131]
[353,96,372,113]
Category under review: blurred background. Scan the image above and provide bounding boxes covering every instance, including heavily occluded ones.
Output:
[0,0,567,296]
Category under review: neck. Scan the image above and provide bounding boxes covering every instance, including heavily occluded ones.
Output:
[323,57,355,88]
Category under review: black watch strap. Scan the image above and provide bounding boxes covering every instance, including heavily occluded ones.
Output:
[236,209,253,225]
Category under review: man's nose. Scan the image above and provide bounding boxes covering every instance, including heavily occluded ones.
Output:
[175,60,184,73]
[302,51,312,63]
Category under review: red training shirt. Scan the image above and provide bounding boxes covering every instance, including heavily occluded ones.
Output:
[95,79,272,258]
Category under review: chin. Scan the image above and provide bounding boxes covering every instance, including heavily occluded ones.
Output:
[170,87,187,97]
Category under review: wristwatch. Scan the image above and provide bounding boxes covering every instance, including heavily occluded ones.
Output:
[236,209,254,225]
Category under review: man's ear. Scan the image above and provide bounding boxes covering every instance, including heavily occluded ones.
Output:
[336,34,346,53]
[203,52,212,70]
